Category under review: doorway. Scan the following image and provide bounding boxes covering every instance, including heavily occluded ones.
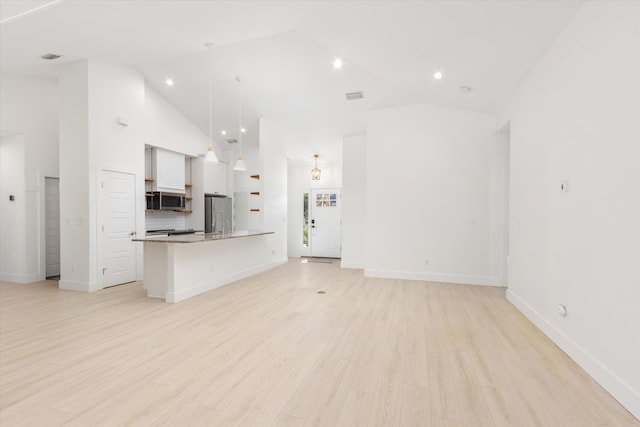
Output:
[44,177,60,279]
[100,170,137,288]
[307,188,342,258]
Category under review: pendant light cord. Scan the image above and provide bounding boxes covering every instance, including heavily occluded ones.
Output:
[238,76,242,157]
[209,47,213,149]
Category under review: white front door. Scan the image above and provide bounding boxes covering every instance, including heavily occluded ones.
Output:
[310,188,341,258]
[45,177,60,278]
[101,170,136,287]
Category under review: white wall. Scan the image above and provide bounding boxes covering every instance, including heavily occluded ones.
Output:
[58,60,91,290]
[502,1,640,418]
[0,74,59,283]
[287,158,342,257]
[365,104,509,286]
[145,88,218,158]
[260,118,288,264]
[59,60,146,291]
[341,135,367,268]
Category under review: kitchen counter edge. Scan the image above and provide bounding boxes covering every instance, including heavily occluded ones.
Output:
[132,230,274,244]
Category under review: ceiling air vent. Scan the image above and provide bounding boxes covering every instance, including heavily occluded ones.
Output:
[40,53,62,60]
[345,91,364,101]
[225,138,238,144]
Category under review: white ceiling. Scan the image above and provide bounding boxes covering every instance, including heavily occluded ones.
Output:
[0,0,582,163]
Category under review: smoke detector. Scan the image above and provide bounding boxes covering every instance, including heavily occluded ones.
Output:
[40,53,62,60]
[345,91,364,101]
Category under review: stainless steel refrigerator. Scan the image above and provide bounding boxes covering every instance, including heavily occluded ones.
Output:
[205,195,233,234]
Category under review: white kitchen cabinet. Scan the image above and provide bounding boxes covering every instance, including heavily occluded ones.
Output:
[153,148,185,194]
[203,161,227,196]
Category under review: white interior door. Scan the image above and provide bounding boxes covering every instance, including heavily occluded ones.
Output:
[45,177,60,278]
[101,170,136,287]
[310,188,341,258]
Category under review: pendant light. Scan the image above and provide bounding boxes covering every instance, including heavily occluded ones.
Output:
[204,43,219,163]
[233,76,247,171]
[311,154,321,180]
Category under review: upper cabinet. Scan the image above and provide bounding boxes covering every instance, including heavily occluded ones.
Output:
[203,161,227,196]
[148,147,185,194]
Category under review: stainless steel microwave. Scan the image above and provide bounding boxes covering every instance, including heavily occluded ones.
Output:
[149,192,185,211]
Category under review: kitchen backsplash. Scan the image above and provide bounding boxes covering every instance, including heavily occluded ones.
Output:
[145,211,186,231]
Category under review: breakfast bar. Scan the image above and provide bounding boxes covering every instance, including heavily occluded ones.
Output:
[133,231,276,303]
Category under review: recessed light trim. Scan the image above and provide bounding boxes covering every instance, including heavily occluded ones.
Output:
[460,86,472,93]
[433,71,443,80]
[333,57,343,69]
[240,128,246,133]
[221,130,227,135]
[165,78,174,87]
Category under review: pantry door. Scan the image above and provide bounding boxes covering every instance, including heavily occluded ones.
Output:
[100,170,137,287]
[310,189,341,258]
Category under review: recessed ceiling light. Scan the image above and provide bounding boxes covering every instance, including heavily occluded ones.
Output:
[240,128,246,133]
[460,86,472,93]
[221,130,227,135]
[333,57,343,69]
[165,78,174,87]
[433,71,443,80]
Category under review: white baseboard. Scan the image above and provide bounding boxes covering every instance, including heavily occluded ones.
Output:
[364,269,506,287]
[167,259,288,303]
[0,272,42,284]
[507,289,640,420]
[340,260,364,269]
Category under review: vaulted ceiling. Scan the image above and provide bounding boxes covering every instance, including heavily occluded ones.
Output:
[1,0,582,162]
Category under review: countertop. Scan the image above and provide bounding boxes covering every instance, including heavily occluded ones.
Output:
[132,230,274,244]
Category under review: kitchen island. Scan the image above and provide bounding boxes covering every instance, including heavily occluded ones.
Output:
[133,230,279,303]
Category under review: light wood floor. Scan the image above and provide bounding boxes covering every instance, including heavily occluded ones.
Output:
[1,260,637,426]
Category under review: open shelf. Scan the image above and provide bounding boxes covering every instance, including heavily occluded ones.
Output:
[250,209,260,212]
[250,175,260,180]
[145,178,154,182]
[250,191,260,196]
[184,184,193,188]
